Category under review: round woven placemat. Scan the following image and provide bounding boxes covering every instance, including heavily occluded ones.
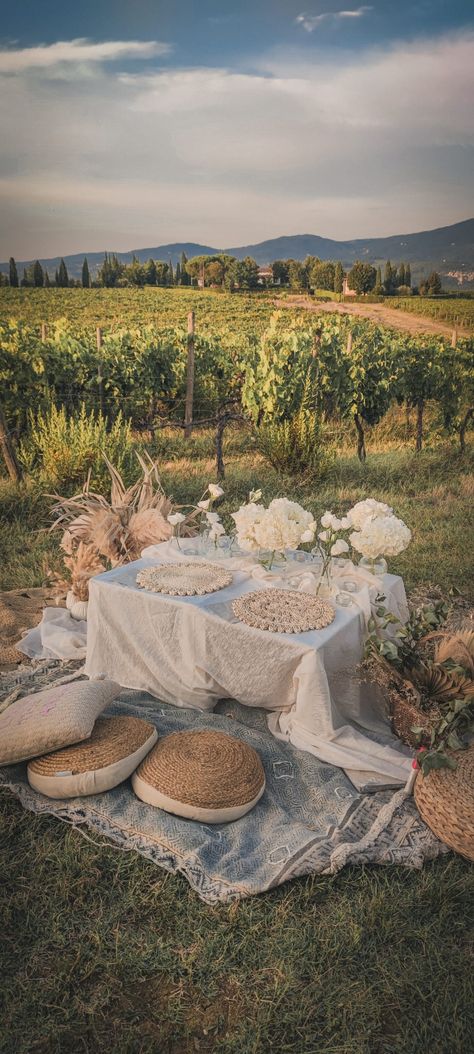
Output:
[414,744,474,861]
[134,729,265,809]
[136,562,232,596]
[28,716,156,776]
[232,589,335,633]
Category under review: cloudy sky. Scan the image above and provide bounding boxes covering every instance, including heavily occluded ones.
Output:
[1,0,473,259]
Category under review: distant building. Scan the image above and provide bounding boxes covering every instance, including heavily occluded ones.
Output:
[445,270,474,285]
[257,266,274,285]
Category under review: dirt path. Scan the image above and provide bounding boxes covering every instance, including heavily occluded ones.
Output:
[275,296,471,338]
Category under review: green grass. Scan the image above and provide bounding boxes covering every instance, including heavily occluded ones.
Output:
[1,432,473,1052]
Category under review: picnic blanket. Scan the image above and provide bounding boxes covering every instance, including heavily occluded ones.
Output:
[0,663,445,903]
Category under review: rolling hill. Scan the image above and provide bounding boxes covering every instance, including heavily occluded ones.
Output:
[2,218,474,284]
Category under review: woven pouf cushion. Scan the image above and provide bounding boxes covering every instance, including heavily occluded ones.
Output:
[414,744,474,862]
[27,716,157,799]
[132,729,265,823]
[0,678,120,767]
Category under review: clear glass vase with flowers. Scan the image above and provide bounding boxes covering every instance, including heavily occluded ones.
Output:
[313,511,352,595]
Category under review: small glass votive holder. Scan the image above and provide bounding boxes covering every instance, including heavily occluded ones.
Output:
[342,580,358,593]
[294,550,312,564]
[335,592,353,607]
[217,535,232,559]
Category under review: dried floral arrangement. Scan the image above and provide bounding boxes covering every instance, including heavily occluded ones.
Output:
[365,598,474,775]
[48,453,198,606]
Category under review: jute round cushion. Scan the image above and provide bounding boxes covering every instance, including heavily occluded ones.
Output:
[414,744,474,862]
[132,729,265,823]
[27,716,157,799]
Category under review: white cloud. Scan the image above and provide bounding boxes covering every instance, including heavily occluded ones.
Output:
[296,7,373,32]
[0,38,171,74]
[0,32,472,257]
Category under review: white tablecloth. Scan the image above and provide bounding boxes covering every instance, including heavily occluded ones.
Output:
[85,543,412,784]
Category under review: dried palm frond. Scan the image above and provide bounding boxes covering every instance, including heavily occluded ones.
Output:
[49,453,196,566]
[434,631,474,677]
[414,662,474,703]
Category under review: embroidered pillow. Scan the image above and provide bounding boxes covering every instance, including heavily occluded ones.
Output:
[0,678,120,767]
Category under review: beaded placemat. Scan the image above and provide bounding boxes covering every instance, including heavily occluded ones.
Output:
[136,562,233,596]
[232,589,335,633]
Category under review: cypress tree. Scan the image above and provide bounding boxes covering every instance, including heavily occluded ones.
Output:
[405,263,411,288]
[175,261,181,285]
[384,260,393,294]
[54,269,59,286]
[9,257,18,287]
[375,266,382,289]
[180,251,189,285]
[333,261,344,294]
[21,268,30,287]
[145,259,157,285]
[44,270,51,287]
[398,262,405,287]
[82,257,91,288]
[33,260,44,287]
[168,260,174,286]
[57,258,69,287]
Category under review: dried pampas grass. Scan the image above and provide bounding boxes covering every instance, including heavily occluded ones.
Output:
[49,452,197,569]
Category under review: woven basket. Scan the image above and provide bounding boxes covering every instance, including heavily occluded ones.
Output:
[132,728,265,823]
[414,743,474,861]
[27,716,157,799]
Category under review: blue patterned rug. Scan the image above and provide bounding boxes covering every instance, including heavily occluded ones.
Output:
[0,663,445,903]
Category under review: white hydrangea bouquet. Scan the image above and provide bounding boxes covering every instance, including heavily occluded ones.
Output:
[347,499,411,575]
[314,498,411,588]
[231,495,316,569]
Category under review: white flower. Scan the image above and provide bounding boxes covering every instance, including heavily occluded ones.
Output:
[350,515,411,559]
[320,511,342,530]
[206,511,220,524]
[208,484,224,498]
[197,499,210,511]
[209,522,225,540]
[231,497,315,555]
[340,516,352,530]
[318,530,330,542]
[249,488,262,502]
[348,499,393,531]
[300,529,315,543]
[331,539,350,556]
[167,512,185,526]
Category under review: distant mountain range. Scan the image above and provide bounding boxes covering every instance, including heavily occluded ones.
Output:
[2,218,474,285]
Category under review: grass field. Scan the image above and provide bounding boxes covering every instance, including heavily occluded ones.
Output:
[1,419,473,1053]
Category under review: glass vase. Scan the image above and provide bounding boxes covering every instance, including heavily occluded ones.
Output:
[315,562,332,598]
[359,555,388,577]
[257,549,286,572]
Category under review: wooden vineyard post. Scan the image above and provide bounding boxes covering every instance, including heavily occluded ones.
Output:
[184,311,195,438]
[41,323,47,343]
[346,331,353,356]
[96,326,104,415]
[0,403,22,483]
[451,328,457,348]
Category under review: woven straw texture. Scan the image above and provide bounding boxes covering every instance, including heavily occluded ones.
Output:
[134,729,265,809]
[233,589,335,633]
[0,678,120,766]
[28,716,155,776]
[414,744,474,861]
[136,562,232,596]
